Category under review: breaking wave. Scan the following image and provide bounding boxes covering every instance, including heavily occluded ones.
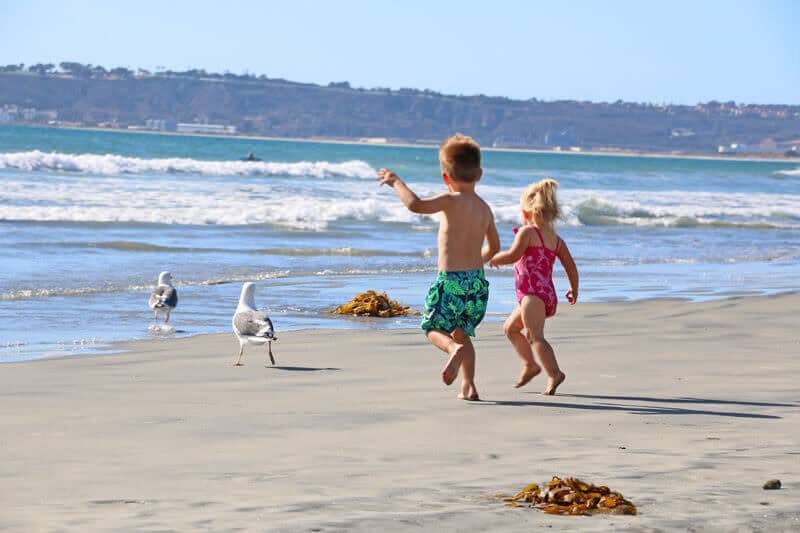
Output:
[2,165,799,229]
[774,168,800,178]
[560,192,800,229]
[0,150,376,179]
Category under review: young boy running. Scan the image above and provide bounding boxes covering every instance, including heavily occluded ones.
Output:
[378,134,500,400]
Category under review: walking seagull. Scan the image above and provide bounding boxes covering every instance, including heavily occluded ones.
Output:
[148,271,178,323]
[232,282,277,366]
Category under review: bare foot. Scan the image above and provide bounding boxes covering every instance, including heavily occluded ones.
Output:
[441,343,466,386]
[458,383,480,401]
[515,364,542,388]
[543,371,566,395]
[233,362,243,366]
[458,393,480,401]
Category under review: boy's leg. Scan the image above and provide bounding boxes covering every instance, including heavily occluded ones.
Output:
[426,329,470,386]
[503,306,541,388]
[520,296,565,395]
[452,328,478,400]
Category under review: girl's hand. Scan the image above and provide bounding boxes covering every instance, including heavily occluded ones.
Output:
[488,255,502,269]
[377,168,400,187]
[565,288,578,305]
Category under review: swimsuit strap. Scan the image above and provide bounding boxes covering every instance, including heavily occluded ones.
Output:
[532,226,546,249]
[533,226,557,252]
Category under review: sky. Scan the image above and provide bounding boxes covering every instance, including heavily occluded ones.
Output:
[1,0,798,105]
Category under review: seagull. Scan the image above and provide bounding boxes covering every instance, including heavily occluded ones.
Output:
[232,282,277,366]
[148,271,178,323]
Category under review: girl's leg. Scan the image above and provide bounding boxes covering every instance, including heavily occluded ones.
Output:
[520,296,566,395]
[503,306,541,387]
[451,328,478,400]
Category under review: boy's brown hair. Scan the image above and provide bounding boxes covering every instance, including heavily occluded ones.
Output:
[439,134,482,182]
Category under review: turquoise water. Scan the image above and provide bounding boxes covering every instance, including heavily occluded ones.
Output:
[1,125,799,361]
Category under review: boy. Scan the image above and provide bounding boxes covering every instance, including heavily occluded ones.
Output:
[377,134,500,400]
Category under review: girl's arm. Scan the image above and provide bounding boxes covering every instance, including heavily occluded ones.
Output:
[377,168,452,214]
[488,226,531,268]
[557,239,579,304]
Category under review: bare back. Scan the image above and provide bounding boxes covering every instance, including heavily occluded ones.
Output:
[438,191,493,271]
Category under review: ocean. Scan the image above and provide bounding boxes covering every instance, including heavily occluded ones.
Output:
[1,124,799,361]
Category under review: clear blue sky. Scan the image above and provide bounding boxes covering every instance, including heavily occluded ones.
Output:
[2,0,798,104]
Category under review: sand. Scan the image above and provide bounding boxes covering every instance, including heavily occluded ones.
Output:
[1,294,798,531]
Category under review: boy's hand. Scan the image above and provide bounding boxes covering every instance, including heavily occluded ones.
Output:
[377,168,401,187]
[565,288,578,305]
[488,255,501,269]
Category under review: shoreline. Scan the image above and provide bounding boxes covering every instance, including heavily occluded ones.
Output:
[5,291,797,365]
[9,123,800,164]
[2,293,798,530]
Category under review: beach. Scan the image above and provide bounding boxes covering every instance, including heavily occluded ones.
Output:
[2,124,800,361]
[2,294,798,531]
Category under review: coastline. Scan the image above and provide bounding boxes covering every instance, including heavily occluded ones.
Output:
[10,123,800,164]
[2,293,798,531]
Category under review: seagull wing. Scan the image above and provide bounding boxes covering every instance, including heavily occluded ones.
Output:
[234,310,275,338]
[149,285,177,309]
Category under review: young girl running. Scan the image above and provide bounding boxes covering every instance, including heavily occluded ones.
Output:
[489,178,579,395]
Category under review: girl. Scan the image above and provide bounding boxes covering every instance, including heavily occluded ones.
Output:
[489,178,579,395]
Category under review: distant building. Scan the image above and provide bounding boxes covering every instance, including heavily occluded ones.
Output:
[145,119,176,131]
[0,104,18,122]
[177,123,236,135]
[718,143,746,154]
[19,107,58,122]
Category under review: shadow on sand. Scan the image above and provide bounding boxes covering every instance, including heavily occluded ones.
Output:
[558,393,799,408]
[473,394,788,419]
[269,366,340,372]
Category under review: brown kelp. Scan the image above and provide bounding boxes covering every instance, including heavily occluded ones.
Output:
[502,477,637,516]
[326,291,419,317]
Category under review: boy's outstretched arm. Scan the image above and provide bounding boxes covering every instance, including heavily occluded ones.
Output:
[481,212,500,263]
[557,240,579,304]
[488,226,531,267]
[377,168,452,214]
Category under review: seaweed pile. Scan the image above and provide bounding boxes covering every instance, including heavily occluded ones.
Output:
[326,291,419,318]
[503,477,637,515]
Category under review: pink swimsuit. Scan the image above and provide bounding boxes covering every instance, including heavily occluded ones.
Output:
[513,226,560,317]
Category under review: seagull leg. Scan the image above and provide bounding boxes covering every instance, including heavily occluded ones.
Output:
[234,344,244,366]
[267,340,276,366]
[164,312,170,324]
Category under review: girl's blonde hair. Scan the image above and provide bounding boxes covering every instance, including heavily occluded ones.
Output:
[520,178,560,223]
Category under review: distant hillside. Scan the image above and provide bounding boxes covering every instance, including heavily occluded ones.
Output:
[2,68,799,153]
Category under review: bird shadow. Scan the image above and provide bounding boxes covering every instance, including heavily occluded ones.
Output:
[268,366,340,372]
[472,398,782,419]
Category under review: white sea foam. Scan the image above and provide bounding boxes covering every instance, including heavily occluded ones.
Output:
[0,174,420,229]
[1,167,799,229]
[490,187,800,229]
[0,150,376,179]
[774,168,800,177]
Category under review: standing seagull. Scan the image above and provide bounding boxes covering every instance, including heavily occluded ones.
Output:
[148,271,178,323]
[232,282,277,366]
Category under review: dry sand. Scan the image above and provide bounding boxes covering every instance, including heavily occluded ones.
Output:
[1,294,798,531]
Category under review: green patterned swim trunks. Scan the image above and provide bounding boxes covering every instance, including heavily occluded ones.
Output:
[421,270,489,337]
